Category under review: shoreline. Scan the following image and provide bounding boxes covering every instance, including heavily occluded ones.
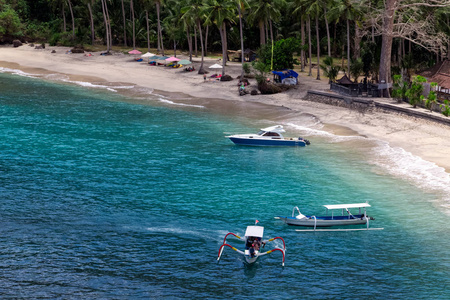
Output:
[2,45,450,175]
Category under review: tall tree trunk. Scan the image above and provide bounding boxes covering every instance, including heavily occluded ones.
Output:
[224,24,228,66]
[156,1,164,55]
[105,0,112,50]
[101,0,110,52]
[131,0,135,49]
[269,19,274,42]
[197,20,206,74]
[324,8,331,57]
[194,26,198,57]
[301,15,305,72]
[259,20,265,45]
[146,10,150,52]
[316,15,320,80]
[205,25,209,56]
[174,40,177,57]
[346,18,350,74]
[379,0,396,97]
[121,0,127,47]
[265,18,269,43]
[219,23,226,76]
[87,2,95,45]
[308,16,312,77]
[238,2,245,80]
[67,0,75,40]
[354,22,361,59]
[448,16,450,60]
[186,27,193,61]
[62,2,66,32]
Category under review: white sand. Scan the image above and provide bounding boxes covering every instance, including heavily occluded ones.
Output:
[2,44,450,174]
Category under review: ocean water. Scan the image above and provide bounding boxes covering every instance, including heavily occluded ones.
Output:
[0,71,449,299]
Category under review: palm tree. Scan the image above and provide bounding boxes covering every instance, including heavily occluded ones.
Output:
[248,0,284,46]
[205,0,236,76]
[304,0,323,80]
[181,0,208,74]
[154,0,165,55]
[329,0,362,74]
[121,0,127,47]
[66,0,75,40]
[236,0,250,80]
[320,56,341,83]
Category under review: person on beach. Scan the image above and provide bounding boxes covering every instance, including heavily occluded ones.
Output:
[203,74,206,81]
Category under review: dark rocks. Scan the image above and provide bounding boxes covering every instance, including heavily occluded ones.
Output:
[258,83,282,94]
[71,45,85,53]
[220,75,233,82]
[251,89,258,95]
[13,40,22,47]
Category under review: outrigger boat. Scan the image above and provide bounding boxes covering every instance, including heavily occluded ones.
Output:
[217,225,286,266]
[226,125,310,147]
[276,203,382,231]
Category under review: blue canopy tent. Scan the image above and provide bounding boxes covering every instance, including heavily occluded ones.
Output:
[272,70,298,85]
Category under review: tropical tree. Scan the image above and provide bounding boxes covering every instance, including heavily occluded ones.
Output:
[205,0,236,76]
[320,56,341,83]
[154,0,165,55]
[329,0,362,74]
[181,0,207,74]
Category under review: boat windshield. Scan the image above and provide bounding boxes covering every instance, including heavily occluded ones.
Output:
[262,132,281,137]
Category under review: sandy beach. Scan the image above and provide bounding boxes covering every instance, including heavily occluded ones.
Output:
[2,44,450,177]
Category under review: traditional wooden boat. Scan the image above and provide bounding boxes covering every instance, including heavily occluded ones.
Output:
[226,125,310,147]
[276,203,377,230]
[217,224,286,266]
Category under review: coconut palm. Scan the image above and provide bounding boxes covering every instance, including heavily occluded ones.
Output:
[329,0,362,74]
[248,0,284,45]
[320,56,341,83]
[205,0,236,76]
[181,0,208,74]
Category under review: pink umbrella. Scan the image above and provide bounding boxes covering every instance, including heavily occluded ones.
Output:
[128,49,142,55]
[165,56,180,62]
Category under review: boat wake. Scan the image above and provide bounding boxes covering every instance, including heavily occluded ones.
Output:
[287,122,450,215]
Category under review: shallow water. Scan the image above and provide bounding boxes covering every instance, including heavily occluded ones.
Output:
[0,72,449,299]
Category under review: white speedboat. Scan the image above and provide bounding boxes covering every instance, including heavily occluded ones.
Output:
[217,224,286,266]
[276,203,375,229]
[226,125,310,147]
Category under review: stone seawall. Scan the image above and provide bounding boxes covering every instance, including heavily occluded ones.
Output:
[305,90,450,126]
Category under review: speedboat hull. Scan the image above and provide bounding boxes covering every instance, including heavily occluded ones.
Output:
[278,215,368,227]
[228,137,307,147]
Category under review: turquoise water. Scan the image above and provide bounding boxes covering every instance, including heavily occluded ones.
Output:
[0,72,449,299]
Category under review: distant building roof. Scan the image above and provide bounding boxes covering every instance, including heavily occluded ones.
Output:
[336,74,353,85]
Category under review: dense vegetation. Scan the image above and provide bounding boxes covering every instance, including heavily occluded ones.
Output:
[1,0,449,89]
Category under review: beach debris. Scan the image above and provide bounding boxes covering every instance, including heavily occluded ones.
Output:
[220,75,233,82]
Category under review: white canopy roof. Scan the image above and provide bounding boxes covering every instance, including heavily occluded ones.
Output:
[141,52,156,57]
[324,203,371,210]
[209,63,223,69]
[261,125,285,133]
[245,226,264,238]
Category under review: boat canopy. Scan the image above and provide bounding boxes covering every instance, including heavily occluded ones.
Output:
[260,125,285,133]
[245,226,264,238]
[324,203,371,210]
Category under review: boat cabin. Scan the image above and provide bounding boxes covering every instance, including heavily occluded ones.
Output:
[257,125,286,139]
[244,226,264,257]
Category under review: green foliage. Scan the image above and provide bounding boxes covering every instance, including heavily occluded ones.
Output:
[0,4,23,38]
[258,38,300,70]
[405,75,427,108]
[252,60,270,84]
[361,41,376,78]
[320,56,341,84]
[243,62,251,75]
[25,21,50,41]
[441,100,450,117]
[349,58,363,83]
[424,82,438,112]
[392,74,409,103]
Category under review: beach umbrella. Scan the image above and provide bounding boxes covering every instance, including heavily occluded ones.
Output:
[128,49,142,55]
[165,56,181,62]
[148,55,161,60]
[209,63,223,69]
[141,52,156,58]
[178,59,192,65]
[158,56,170,60]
